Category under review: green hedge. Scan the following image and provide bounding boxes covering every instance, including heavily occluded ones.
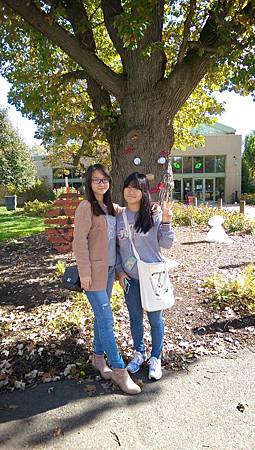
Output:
[172,203,255,234]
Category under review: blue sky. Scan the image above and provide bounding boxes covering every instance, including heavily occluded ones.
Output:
[0,75,254,148]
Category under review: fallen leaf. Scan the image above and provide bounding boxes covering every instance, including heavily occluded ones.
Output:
[53,427,64,437]
[84,384,96,395]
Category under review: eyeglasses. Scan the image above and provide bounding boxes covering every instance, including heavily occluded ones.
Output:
[92,178,110,185]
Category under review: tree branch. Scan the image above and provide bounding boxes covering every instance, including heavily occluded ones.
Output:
[60,70,87,83]
[142,0,165,45]
[1,0,125,99]
[177,0,196,63]
[160,0,255,117]
[62,0,113,134]
[101,0,126,58]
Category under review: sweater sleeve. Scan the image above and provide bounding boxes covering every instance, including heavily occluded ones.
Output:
[156,213,174,249]
[72,201,92,279]
[115,236,124,275]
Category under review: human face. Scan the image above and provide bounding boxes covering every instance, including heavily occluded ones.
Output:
[91,170,110,198]
[124,184,143,209]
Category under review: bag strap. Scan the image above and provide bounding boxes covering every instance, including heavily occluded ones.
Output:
[122,209,140,261]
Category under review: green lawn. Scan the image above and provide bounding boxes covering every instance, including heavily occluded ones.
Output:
[0,206,45,242]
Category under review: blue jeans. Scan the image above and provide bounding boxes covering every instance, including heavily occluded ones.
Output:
[124,277,164,359]
[85,266,125,369]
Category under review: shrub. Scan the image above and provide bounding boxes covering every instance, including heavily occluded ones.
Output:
[54,186,80,199]
[49,291,93,336]
[0,184,13,197]
[172,203,255,234]
[54,261,66,278]
[240,193,255,205]
[23,199,52,216]
[49,282,124,337]
[203,264,255,313]
[18,178,55,203]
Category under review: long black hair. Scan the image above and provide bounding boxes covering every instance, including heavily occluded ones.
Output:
[123,172,154,233]
[85,164,115,216]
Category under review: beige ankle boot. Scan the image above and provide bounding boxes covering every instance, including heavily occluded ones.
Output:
[112,368,141,395]
[91,354,112,380]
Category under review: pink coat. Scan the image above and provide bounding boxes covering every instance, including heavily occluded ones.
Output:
[72,200,121,291]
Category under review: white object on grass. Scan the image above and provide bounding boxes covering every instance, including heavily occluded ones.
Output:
[206,215,233,244]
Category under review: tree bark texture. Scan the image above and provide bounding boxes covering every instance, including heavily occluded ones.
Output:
[110,90,174,204]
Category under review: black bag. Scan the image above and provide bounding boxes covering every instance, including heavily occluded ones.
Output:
[62,265,82,291]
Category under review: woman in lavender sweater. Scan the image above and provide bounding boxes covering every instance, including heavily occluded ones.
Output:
[116,172,174,381]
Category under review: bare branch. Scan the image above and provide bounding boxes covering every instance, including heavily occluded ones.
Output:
[177,0,196,63]
[1,0,125,99]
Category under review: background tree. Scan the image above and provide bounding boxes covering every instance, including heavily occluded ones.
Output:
[0,1,254,201]
[242,130,255,193]
[0,108,36,192]
[31,143,47,156]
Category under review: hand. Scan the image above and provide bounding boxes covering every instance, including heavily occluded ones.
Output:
[118,271,130,290]
[151,203,161,214]
[162,201,173,223]
[80,276,92,291]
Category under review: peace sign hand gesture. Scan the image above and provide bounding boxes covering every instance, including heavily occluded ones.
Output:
[162,201,173,223]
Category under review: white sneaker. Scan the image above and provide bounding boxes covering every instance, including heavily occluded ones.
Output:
[127,351,147,374]
[148,357,162,380]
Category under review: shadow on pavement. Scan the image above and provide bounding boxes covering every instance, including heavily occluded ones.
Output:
[193,315,255,335]
[0,368,186,448]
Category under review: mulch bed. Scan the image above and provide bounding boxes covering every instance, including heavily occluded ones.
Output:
[0,227,255,392]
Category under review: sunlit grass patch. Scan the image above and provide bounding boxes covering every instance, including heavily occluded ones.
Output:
[0,206,45,242]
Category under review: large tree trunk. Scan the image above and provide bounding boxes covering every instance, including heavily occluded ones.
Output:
[109,91,174,205]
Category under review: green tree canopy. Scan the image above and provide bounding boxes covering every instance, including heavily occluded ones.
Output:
[0,1,254,199]
[242,130,255,193]
[31,143,47,156]
[243,131,255,178]
[0,108,36,192]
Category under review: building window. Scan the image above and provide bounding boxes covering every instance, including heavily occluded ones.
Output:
[193,156,204,173]
[205,156,215,173]
[215,177,225,200]
[183,178,193,201]
[183,157,193,173]
[173,179,181,200]
[172,157,182,174]
[215,156,225,172]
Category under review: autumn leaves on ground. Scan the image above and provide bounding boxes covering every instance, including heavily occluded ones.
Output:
[1,226,255,393]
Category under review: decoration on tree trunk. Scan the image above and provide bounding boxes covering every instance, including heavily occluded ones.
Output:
[159,149,170,157]
[157,156,166,165]
[150,182,164,194]
[123,147,135,154]
[133,157,142,165]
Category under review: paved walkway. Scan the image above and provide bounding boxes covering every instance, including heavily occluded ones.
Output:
[224,204,255,219]
[0,348,254,450]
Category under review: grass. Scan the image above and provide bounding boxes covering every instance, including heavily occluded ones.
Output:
[0,206,45,242]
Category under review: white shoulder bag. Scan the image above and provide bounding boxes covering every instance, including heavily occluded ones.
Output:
[122,209,175,312]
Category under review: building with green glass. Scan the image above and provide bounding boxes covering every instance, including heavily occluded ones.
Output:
[171,123,242,203]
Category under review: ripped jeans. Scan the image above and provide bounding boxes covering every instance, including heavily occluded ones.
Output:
[85,266,125,369]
